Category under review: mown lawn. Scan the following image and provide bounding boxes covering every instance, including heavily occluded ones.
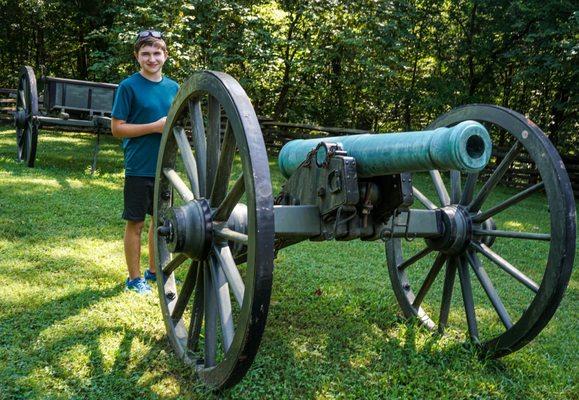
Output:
[0,125,577,399]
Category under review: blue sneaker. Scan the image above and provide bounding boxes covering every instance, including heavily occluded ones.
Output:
[125,277,152,294]
[144,269,157,282]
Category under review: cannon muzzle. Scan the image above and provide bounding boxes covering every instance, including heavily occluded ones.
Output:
[278,120,492,178]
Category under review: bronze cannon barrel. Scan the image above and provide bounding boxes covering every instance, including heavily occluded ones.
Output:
[278,120,492,178]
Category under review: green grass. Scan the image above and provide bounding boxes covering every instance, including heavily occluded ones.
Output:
[0,125,577,399]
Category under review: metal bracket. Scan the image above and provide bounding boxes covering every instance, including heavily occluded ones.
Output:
[331,205,357,238]
[380,209,416,242]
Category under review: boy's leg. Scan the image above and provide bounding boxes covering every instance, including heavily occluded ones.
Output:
[148,219,156,273]
[125,220,145,280]
[123,176,154,281]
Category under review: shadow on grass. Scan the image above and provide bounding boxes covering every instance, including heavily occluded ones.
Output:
[42,326,201,400]
[0,278,203,399]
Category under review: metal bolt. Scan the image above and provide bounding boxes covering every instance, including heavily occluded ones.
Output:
[403,283,411,291]
[157,225,172,237]
[166,292,176,300]
[161,191,171,200]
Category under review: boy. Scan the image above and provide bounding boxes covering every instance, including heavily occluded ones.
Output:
[111,30,179,294]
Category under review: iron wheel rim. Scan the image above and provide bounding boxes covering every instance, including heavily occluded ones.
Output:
[15,66,38,167]
[153,71,274,389]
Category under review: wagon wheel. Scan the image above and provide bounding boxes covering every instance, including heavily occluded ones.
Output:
[387,104,575,358]
[153,71,274,389]
[14,66,39,167]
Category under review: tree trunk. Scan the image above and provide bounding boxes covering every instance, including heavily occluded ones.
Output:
[403,52,419,131]
[33,20,45,71]
[76,26,89,80]
[499,64,514,146]
[466,2,478,99]
[403,19,424,131]
[273,13,301,119]
[549,84,570,148]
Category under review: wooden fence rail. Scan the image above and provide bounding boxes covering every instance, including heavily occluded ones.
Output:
[0,88,16,122]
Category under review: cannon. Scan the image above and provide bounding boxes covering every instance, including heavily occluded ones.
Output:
[14,66,117,169]
[152,71,575,390]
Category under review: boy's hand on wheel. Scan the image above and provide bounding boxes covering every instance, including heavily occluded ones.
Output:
[156,116,167,133]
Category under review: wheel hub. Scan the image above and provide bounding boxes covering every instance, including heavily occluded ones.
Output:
[226,204,248,257]
[475,216,497,247]
[426,205,473,255]
[158,199,213,260]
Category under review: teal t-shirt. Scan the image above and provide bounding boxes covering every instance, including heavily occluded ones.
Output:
[111,72,179,177]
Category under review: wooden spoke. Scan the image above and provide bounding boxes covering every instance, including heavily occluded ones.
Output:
[412,187,437,210]
[17,127,25,145]
[450,171,461,204]
[206,95,221,197]
[162,253,190,277]
[173,126,200,199]
[172,319,188,350]
[469,142,521,212]
[473,182,545,223]
[466,251,513,329]
[397,247,433,271]
[188,99,207,197]
[213,175,245,222]
[163,168,194,202]
[210,121,236,206]
[203,262,218,367]
[214,244,245,306]
[438,256,458,333]
[472,229,550,241]
[458,255,478,342]
[412,253,447,309]
[430,170,450,206]
[471,242,540,293]
[170,260,198,323]
[187,263,204,352]
[162,272,188,349]
[210,254,235,352]
[214,226,248,245]
[460,172,479,206]
[18,89,26,110]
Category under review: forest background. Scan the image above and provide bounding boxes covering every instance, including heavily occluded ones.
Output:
[0,0,576,153]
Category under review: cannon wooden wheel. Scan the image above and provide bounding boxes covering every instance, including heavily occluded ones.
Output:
[15,66,39,167]
[387,104,575,357]
[153,71,274,389]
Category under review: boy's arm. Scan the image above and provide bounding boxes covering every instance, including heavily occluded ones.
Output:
[111,116,166,138]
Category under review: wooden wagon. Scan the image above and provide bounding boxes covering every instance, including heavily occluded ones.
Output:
[14,66,117,170]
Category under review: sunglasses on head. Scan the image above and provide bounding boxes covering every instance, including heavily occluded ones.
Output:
[136,30,163,41]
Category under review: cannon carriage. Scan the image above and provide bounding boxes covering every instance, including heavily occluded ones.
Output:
[14,66,117,168]
[100,70,577,390]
